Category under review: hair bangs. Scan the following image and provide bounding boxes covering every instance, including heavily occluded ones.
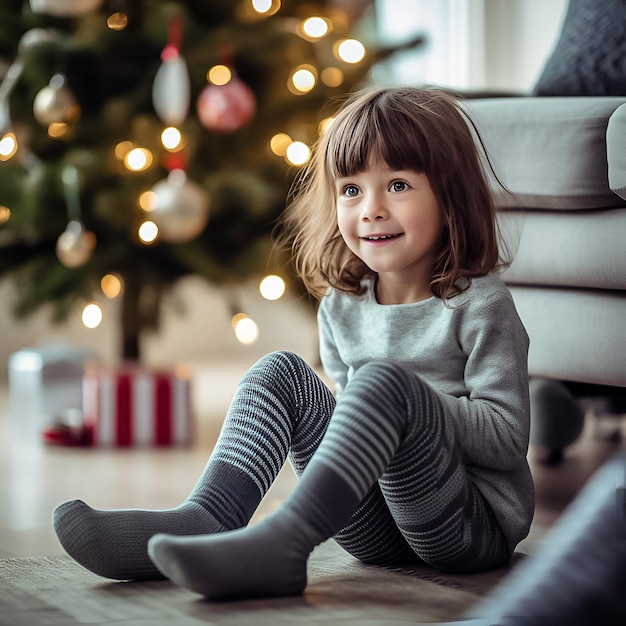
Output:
[324,92,428,181]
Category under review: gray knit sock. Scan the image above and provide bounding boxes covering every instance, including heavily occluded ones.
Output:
[148,464,362,599]
[53,498,226,580]
[52,461,260,580]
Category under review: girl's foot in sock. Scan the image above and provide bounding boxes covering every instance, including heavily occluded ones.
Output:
[53,499,227,580]
[147,510,313,600]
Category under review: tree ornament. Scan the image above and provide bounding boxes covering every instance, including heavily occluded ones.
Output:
[19,28,58,51]
[56,220,96,267]
[152,16,190,126]
[0,29,57,134]
[149,169,210,243]
[29,0,103,17]
[33,74,79,126]
[196,76,256,133]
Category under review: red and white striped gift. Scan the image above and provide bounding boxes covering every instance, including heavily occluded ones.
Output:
[82,364,193,447]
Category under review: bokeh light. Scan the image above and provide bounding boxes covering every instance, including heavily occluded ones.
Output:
[259,275,286,300]
[285,141,310,166]
[0,132,18,161]
[270,132,292,156]
[233,315,260,344]
[336,39,366,63]
[101,274,123,298]
[138,220,158,244]
[82,303,103,329]
[124,147,153,172]
[207,64,232,86]
[107,12,128,30]
[161,127,183,151]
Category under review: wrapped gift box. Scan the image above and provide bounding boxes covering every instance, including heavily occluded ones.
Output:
[81,364,193,447]
[8,344,97,444]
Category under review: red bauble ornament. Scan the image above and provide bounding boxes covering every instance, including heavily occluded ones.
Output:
[196,77,256,133]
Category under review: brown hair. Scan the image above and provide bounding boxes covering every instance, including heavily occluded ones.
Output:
[278,86,509,300]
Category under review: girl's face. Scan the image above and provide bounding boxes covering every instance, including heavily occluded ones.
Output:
[335,160,443,304]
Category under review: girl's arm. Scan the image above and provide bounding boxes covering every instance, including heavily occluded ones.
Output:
[317,297,349,396]
[440,292,531,471]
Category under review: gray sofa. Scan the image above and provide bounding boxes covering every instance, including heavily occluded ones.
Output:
[463,96,626,459]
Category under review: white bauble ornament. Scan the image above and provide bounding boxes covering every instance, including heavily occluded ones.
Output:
[56,220,96,267]
[150,169,210,243]
[33,74,79,126]
[19,28,58,51]
[196,77,256,133]
[152,51,190,126]
[29,0,103,17]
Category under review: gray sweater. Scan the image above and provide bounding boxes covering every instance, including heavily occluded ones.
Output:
[317,273,534,553]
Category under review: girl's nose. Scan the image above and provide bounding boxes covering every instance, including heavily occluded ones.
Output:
[360,195,388,222]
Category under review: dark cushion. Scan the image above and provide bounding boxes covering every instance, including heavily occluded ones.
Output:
[532,0,626,96]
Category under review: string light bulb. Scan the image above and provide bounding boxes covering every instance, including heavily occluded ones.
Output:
[0,206,11,224]
[335,39,366,63]
[299,16,331,40]
[101,273,123,298]
[321,67,344,87]
[285,141,310,166]
[289,65,317,94]
[259,275,285,300]
[82,303,103,329]
[139,190,157,212]
[270,132,291,156]
[251,0,280,15]
[138,220,158,244]
[207,64,232,86]
[107,12,128,30]
[0,132,18,161]
[232,313,260,344]
[124,147,153,172]
[161,126,183,151]
[48,122,69,138]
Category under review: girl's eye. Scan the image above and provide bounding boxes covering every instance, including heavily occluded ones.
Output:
[343,185,360,197]
[390,181,409,192]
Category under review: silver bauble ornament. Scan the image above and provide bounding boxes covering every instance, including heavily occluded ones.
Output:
[33,74,79,126]
[29,0,103,17]
[150,170,210,243]
[56,220,96,267]
[19,28,58,52]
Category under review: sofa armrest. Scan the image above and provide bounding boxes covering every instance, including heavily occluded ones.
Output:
[607,103,626,201]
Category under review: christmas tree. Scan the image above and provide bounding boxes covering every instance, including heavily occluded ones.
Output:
[0,0,422,360]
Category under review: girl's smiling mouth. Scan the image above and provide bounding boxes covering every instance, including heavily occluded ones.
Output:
[361,233,403,243]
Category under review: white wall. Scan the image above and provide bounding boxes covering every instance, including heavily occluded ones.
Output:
[374,0,568,92]
[483,0,567,92]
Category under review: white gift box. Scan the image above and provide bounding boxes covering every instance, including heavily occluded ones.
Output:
[8,344,96,443]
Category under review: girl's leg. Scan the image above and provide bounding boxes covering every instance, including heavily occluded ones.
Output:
[53,351,334,580]
[147,360,509,600]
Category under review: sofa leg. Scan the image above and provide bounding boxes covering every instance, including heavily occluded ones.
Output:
[529,378,586,464]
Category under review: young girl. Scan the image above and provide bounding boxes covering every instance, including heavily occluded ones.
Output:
[53,86,534,600]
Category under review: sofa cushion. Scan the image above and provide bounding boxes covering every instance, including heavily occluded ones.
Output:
[498,209,626,290]
[463,97,626,209]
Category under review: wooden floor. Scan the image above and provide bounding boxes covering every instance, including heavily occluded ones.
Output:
[1,359,624,561]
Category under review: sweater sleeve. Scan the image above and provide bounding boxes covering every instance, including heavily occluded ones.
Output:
[439,292,531,471]
[317,295,349,396]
